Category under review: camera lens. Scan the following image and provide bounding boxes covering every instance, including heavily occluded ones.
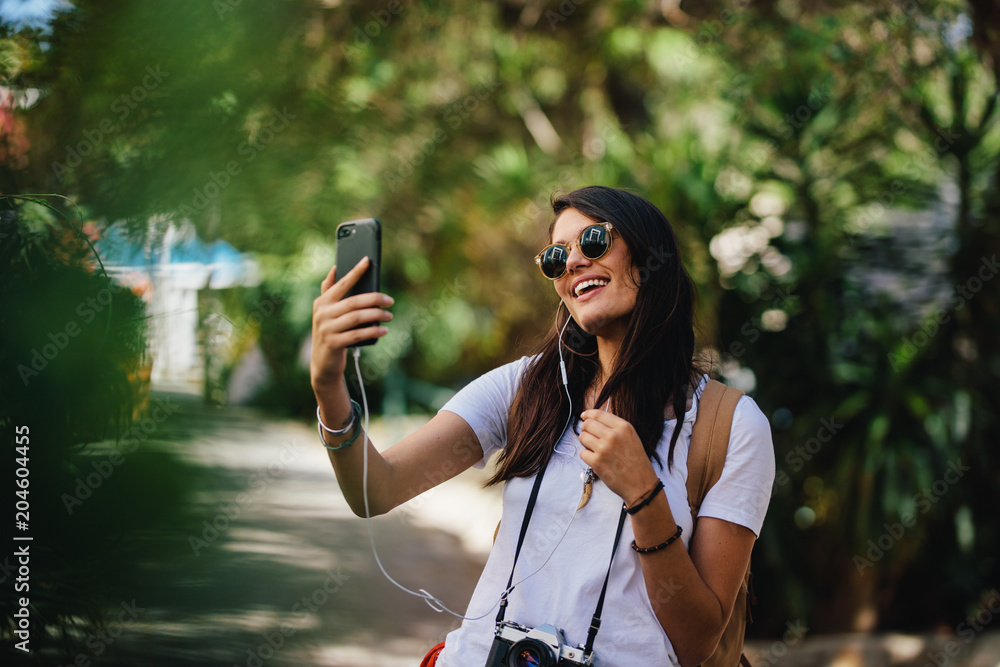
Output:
[506,639,554,667]
[337,226,352,239]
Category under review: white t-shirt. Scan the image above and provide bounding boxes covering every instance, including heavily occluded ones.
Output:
[435,356,775,666]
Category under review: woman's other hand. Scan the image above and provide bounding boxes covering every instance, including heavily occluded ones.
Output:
[578,409,660,507]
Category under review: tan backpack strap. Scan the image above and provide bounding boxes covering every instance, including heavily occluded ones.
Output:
[686,379,744,525]
[687,379,753,667]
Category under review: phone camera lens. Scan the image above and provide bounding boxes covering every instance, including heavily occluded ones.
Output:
[338,227,351,239]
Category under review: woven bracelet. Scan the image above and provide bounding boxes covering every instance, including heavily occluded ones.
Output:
[631,525,683,554]
[625,479,664,516]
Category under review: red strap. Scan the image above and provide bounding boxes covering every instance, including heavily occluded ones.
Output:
[419,642,446,667]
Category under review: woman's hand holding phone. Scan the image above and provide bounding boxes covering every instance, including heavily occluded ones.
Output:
[310,257,393,394]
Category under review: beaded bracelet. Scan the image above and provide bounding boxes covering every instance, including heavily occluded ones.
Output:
[631,525,683,554]
[625,479,664,516]
[317,400,363,451]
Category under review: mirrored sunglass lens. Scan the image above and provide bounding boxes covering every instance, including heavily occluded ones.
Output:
[580,225,608,259]
[578,225,609,258]
[540,246,567,278]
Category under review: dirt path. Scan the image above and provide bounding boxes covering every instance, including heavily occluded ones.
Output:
[101,389,499,667]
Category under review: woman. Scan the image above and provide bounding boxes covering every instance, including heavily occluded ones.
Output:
[310,186,775,666]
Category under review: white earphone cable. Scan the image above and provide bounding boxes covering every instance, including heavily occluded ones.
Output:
[352,313,581,619]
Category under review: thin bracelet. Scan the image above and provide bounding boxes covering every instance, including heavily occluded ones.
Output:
[631,525,683,553]
[317,400,363,451]
[317,403,357,435]
[625,479,664,516]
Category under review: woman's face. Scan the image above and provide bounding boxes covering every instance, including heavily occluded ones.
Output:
[550,208,639,344]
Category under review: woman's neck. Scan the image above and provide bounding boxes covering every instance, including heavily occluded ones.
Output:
[595,335,620,382]
[587,336,620,409]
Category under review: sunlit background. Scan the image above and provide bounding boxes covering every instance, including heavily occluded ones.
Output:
[2,0,999,665]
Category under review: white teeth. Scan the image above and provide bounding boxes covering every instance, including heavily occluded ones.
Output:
[574,279,609,297]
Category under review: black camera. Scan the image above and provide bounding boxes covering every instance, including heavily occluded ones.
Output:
[485,622,593,666]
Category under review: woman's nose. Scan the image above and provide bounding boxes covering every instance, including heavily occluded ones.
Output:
[564,243,591,274]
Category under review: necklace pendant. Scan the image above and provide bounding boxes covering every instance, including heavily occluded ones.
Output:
[577,469,596,510]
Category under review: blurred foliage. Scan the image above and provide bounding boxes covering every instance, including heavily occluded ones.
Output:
[2,0,999,640]
[0,199,198,663]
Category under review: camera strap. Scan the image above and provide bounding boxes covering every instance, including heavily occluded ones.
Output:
[585,504,628,654]
[495,454,630,656]
[495,457,549,626]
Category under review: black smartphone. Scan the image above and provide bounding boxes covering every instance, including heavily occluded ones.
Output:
[335,217,382,347]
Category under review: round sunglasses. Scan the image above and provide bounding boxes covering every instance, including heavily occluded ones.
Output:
[534,221,614,280]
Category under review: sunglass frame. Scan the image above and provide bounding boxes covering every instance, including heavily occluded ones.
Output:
[534,221,615,280]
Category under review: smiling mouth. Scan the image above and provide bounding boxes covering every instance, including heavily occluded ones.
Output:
[574,278,609,298]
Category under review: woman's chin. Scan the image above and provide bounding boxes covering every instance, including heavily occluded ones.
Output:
[573,314,604,337]
[576,311,630,343]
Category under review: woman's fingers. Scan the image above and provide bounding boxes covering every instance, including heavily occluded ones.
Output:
[577,410,654,498]
[339,324,390,347]
[580,409,626,428]
[320,264,337,293]
[319,256,370,304]
[322,305,394,334]
[319,292,394,322]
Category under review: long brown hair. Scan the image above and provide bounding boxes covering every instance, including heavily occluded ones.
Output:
[488,186,700,485]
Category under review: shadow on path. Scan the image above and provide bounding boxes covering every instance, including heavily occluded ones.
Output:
[37,390,488,667]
